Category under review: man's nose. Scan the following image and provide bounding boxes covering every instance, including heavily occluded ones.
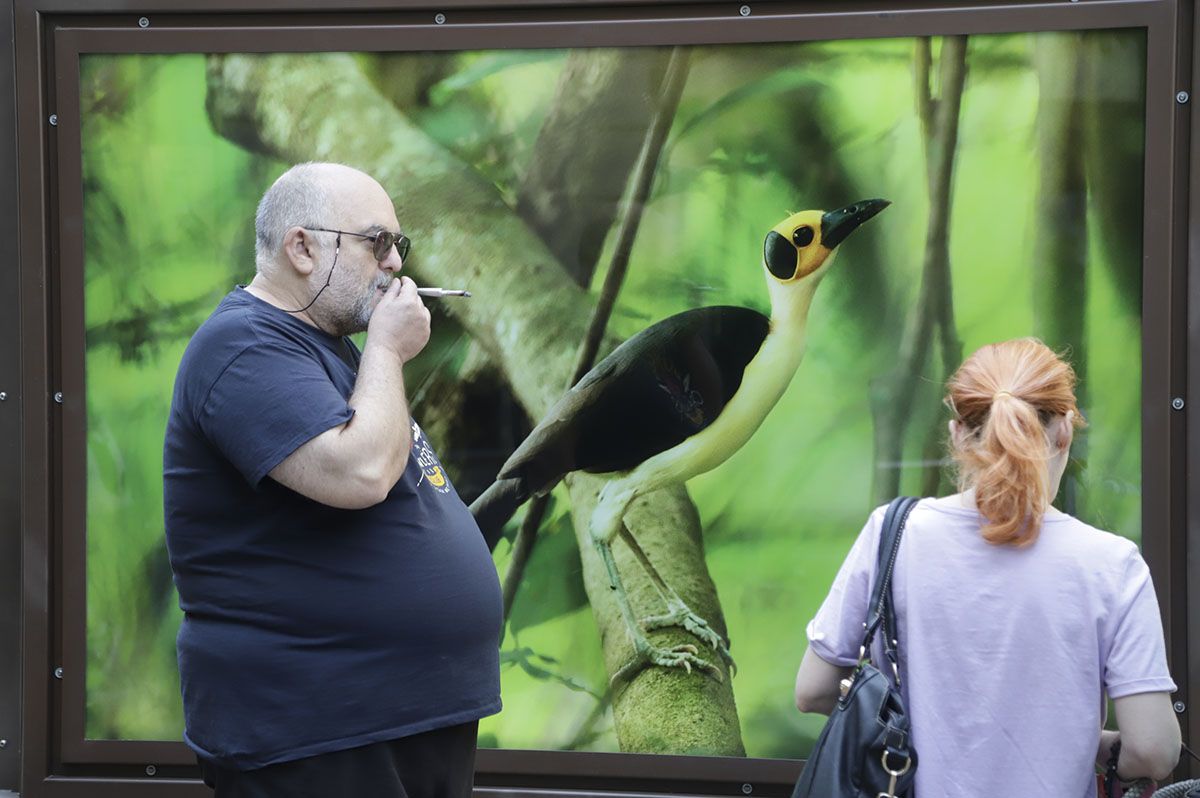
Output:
[380,247,403,273]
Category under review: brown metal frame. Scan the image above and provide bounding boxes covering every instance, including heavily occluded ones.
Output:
[7,0,1193,795]
[0,0,22,790]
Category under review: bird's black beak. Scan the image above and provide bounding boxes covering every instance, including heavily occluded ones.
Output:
[820,198,890,250]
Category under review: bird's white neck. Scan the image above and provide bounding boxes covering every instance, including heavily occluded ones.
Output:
[764,268,821,361]
[709,271,821,448]
[770,284,816,330]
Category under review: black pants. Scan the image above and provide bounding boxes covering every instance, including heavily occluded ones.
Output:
[199,721,479,798]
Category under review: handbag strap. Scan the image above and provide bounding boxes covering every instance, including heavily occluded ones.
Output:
[860,496,919,682]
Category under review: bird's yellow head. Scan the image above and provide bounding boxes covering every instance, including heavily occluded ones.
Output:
[763,199,890,283]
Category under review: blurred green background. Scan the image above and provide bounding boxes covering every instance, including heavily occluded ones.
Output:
[81,30,1144,758]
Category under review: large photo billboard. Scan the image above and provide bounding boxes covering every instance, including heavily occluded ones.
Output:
[80,30,1145,760]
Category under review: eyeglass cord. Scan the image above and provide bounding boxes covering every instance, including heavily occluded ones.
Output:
[280,233,340,314]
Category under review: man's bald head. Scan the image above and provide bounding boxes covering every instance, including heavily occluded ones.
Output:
[254,162,381,273]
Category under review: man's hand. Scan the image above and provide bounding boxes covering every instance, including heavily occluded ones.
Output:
[369,276,430,363]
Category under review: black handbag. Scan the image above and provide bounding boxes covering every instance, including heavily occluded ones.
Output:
[792,496,920,798]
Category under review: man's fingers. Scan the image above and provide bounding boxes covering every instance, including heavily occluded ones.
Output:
[399,276,422,301]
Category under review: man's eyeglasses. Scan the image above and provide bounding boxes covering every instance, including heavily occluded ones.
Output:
[308,227,411,262]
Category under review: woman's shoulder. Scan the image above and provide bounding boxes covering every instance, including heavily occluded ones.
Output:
[1039,508,1138,547]
[904,496,1139,555]
[1042,513,1143,578]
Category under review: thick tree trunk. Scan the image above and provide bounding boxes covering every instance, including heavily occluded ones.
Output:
[205,52,743,755]
[517,48,673,287]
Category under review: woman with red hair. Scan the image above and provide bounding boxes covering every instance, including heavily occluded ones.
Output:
[794,338,1180,796]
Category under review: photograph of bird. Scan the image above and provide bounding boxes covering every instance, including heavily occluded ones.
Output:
[471,199,890,683]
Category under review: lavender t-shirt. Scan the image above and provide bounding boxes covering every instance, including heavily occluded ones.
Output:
[806,499,1176,798]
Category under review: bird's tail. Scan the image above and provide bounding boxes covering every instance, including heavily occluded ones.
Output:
[470,477,529,552]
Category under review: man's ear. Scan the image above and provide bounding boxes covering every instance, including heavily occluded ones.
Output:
[281,227,317,276]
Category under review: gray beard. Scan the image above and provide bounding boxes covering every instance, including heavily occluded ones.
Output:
[322,291,374,337]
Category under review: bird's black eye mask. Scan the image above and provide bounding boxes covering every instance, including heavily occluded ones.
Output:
[764,230,798,279]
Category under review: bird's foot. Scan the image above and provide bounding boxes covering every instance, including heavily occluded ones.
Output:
[641,599,736,674]
[610,638,723,689]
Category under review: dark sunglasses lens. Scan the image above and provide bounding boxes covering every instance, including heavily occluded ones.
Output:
[372,233,391,261]
[373,232,410,261]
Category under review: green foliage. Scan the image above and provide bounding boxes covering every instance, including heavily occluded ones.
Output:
[505,496,590,635]
[427,50,562,105]
[80,30,1146,760]
[668,68,828,149]
[413,50,567,207]
[500,645,602,699]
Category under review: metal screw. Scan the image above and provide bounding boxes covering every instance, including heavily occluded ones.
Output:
[138,16,149,28]
[1172,397,1185,410]
[48,114,57,126]
[53,667,63,679]
[739,5,751,15]
[0,392,7,401]
[54,391,63,404]
[1177,91,1190,104]
[1175,701,1186,713]
[434,12,446,24]
[0,739,7,749]
[145,764,157,776]
[741,785,753,795]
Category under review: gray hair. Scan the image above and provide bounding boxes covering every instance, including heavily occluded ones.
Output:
[254,162,339,272]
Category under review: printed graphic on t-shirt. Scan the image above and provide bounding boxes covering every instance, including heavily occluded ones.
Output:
[411,420,451,494]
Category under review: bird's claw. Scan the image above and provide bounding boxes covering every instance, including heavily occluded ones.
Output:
[611,641,723,689]
[640,600,737,673]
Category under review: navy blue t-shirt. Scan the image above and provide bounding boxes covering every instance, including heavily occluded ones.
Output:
[163,288,502,770]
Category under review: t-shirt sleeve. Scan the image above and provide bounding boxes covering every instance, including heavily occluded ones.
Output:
[1102,545,1177,698]
[805,506,885,667]
[198,333,355,489]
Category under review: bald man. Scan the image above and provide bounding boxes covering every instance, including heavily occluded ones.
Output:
[164,163,502,798]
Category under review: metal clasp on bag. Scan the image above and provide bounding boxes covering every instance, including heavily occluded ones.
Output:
[876,749,912,798]
[885,645,901,684]
[859,643,903,684]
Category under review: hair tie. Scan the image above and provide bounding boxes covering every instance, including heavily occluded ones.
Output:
[993,390,1014,401]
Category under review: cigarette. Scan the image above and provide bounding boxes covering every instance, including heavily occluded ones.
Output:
[417,288,472,298]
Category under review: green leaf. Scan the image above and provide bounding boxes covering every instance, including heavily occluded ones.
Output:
[670,68,827,147]
[506,495,589,634]
[428,50,563,105]
[501,645,601,698]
